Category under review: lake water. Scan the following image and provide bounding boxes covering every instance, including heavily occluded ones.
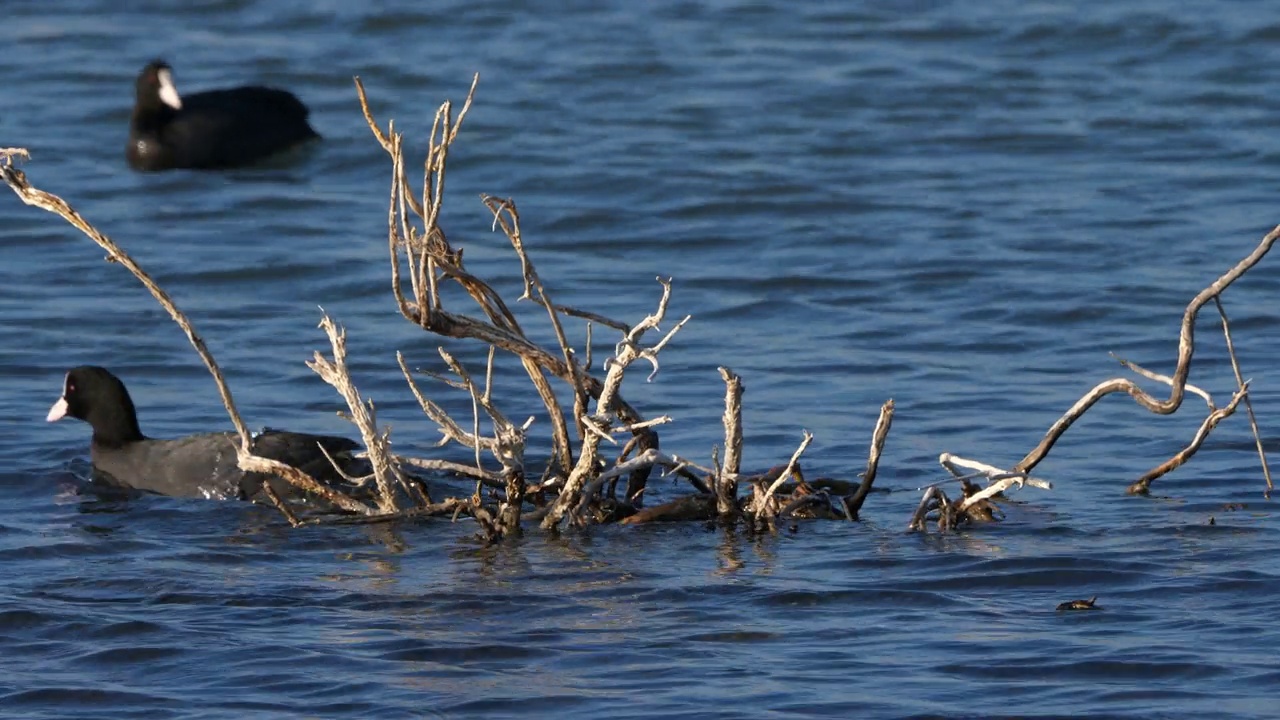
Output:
[3,1,1280,717]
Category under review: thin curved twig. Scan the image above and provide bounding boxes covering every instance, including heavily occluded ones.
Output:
[1212,296,1272,493]
[2,153,373,516]
[0,160,250,447]
[1127,383,1250,495]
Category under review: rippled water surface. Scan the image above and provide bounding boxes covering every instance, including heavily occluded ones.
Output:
[3,1,1280,718]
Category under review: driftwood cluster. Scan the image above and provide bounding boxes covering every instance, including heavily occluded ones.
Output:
[2,76,1274,541]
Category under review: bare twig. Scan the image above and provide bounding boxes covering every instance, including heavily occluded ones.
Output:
[307,314,411,513]
[542,278,689,529]
[939,454,1053,490]
[1127,383,1250,495]
[844,398,894,519]
[957,475,1033,513]
[573,447,672,520]
[1111,354,1214,408]
[397,352,502,454]
[294,498,471,527]
[237,450,373,514]
[1,148,31,164]
[0,160,249,446]
[716,367,744,516]
[908,486,946,531]
[1212,296,1271,493]
[394,455,503,486]
[752,431,815,517]
[260,480,301,527]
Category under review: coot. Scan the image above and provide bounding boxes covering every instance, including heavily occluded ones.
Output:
[127,59,320,171]
[47,366,362,501]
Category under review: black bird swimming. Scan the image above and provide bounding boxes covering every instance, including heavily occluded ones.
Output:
[47,366,361,501]
[127,59,320,171]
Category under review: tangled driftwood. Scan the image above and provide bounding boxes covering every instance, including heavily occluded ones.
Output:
[2,76,1274,540]
[0,90,895,540]
[346,75,903,535]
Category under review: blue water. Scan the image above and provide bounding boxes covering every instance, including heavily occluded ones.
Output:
[3,1,1280,717]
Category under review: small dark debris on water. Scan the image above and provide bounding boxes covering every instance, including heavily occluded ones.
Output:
[1211,504,1245,525]
[1056,596,1099,612]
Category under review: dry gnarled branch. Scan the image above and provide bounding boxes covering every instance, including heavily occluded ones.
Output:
[13,69,1275,544]
[747,431,815,520]
[925,225,1279,523]
[844,398,894,520]
[715,367,745,516]
[1127,383,1250,495]
[306,313,432,513]
[1012,225,1280,477]
[541,278,692,530]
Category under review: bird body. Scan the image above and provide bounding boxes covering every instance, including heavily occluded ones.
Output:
[48,366,360,502]
[127,60,319,171]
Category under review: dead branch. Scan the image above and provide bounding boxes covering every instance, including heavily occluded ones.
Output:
[397,351,506,457]
[939,454,1053,491]
[908,477,1005,532]
[0,158,250,446]
[904,453,1052,533]
[908,487,945,532]
[1111,354,1214,408]
[1115,313,1266,494]
[482,196,580,473]
[481,195,664,503]
[844,398,894,519]
[716,367,744,516]
[1127,383,1250,495]
[1213,296,1272,493]
[571,447,707,523]
[747,431,815,519]
[294,498,471,527]
[307,314,418,513]
[360,79,576,471]
[436,349,529,475]
[401,341,534,539]
[260,479,301,527]
[237,451,374,515]
[540,278,690,529]
[1013,224,1280,474]
[358,79,674,510]
[437,347,528,538]
[393,455,503,487]
[957,474,1034,514]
